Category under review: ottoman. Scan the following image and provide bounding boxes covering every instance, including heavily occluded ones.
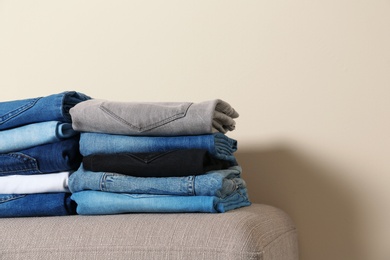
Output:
[0,204,298,260]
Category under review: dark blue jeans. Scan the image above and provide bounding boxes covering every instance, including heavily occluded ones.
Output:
[82,149,231,177]
[0,136,82,176]
[0,91,90,130]
[0,193,76,218]
[80,132,238,164]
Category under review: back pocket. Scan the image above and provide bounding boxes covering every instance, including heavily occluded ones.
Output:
[99,101,192,132]
[0,153,39,176]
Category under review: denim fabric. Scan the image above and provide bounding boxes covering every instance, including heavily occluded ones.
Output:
[0,192,76,217]
[0,121,77,153]
[68,165,246,197]
[0,137,81,176]
[82,149,231,177]
[0,91,91,130]
[79,132,238,163]
[71,188,250,214]
[70,99,238,136]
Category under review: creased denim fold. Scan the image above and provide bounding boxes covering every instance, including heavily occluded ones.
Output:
[68,165,245,197]
[71,187,250,214]
[0,137,81,176]
[0,192,75,218]
[0,121,77,153]
[82,149,231,177]
[0,91,91,130]
[70,99,238,136]
[79,132,237,163]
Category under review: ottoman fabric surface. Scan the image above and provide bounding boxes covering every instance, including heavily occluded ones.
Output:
[0,204,298,260]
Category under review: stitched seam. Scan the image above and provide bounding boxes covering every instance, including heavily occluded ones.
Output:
[98,103,192,132]
[0,246,264,257]
[0,169,39,174]
[124,150,178,164]
[0,153,39,173]
[0,98,41,125]
[0,194,26,203]
[100,172,106,191]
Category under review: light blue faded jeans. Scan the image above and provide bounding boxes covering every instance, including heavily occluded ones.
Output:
[79,132,238,164]
[0,121,77,153]
[71,188,251,214]
[68,165,246,197]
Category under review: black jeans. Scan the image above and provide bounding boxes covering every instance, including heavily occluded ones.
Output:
[82,149,232,177]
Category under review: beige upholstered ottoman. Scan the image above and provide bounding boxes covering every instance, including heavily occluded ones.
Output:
[0,204,298,260]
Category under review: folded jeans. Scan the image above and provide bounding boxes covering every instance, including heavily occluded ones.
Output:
[0,172,70,194]
[0,121,77,153]
[0,137,81,176]
[70,99,238,136]
[79,132,237,164]
[71,188,251,214]
[0,91,91,131]
[82,149,231,177]
[0,192,76,218]
[68,165,246,197]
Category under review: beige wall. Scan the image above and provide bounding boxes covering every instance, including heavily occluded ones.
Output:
[1,1,390,259]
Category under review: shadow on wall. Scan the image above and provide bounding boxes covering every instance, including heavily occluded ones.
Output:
[236,145,366,260]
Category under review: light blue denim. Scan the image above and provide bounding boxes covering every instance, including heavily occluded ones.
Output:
[0,91,91,131]
[0,121,77,153]
[79,132,238,163]
[71,188,251,214]
[68,165,246,197]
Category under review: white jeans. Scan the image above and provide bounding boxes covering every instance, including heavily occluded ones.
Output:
[0,171,70,194]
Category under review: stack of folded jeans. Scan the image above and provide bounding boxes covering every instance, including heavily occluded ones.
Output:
[0,91,91,217]
[68,99,251,215]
